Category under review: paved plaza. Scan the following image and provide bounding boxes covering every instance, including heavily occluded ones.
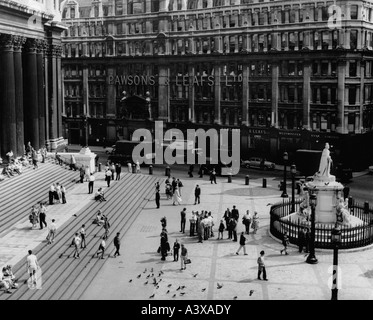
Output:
[1,158,372,300]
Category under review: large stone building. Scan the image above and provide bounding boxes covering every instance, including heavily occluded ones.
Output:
[0,0,66,158]
[61,0,373,168]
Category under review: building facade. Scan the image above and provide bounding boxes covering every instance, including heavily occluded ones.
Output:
[0,0,66,158]
[61,0,373,169]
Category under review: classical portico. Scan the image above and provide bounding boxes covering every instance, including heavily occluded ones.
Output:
[0,0,66,158]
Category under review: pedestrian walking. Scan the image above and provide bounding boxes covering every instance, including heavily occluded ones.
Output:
[242,210,252,234]
[113,232,121,257]
[46,219,57,244]
[115,163,121,180]
[26,250,39,285]
[172,185,182,205]
[110,163,115,181]
[257,250,268,281]
[105,169,112,187]
[80,224,87,249]
[298,228,306,253]
[194,185,201,205]
[103,216,110,240]
[72,233,81,258]
[155,189,160,209]
[197,213,204,243]
[49,183,55,205]
[38,202,47,230]
[236,232,248,255]
[85,165,90,182]
[96,237,106,259]
[251,211,259,234]
[223,208,231,231]
[210,168,217,184]
[189,211,197,236]
[88,173,95,194]
[31,148,38,169]
[160,233,169,261]
[177,179,183,196]
[180,244,188,270]
[217,219,225,240]
[79,165,85,183]
[230,218,238,242]
[29,205,39,229]
[180,208,186,233]
[173,239,180,262]
[70,154,76,171]
[136,160,141,173]
[61,184,67,204]
[55,182,62,203]
[231,205,239,221]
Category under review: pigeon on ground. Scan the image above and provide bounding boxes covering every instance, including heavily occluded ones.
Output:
[181,285,185,289]
[167,284,172,287]
[143,268,147,273]
[217,283,223,289]
[159,279,162,282]
[180,292,186,296]
[137,274,141,279]
[153,278,157,284]
[160,270,164,275]
[149,294,155,298]
[129,279,133,283]
[146,274,150,278]
[193,273,198,277]
[144,281,148,285]
[156,285,159,289]
[233,296,237,300]
[202,288,206,292]
[176,286,181,291]
[249,290,254,296]
[166,290,170,294]
[172,294,176,298]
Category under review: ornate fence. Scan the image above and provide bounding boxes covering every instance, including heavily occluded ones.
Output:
[270,199,373,249]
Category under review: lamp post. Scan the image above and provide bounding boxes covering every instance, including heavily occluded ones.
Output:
[331,225,341,300]
[291,164,296,212]
[281,151,288,198]
[146,91,152,120]
[306,193,318,264]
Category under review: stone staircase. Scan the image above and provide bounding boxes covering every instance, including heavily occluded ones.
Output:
[1,171,162,300]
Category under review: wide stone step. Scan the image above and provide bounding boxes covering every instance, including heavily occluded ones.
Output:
[2,172,162,300]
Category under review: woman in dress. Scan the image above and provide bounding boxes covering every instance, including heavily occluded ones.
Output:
[251,211,259,234]
[29,206,39,229]
[172,185,182,205]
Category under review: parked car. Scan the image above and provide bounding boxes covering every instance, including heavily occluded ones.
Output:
[105,145,116,155]
[368,165,373,174]
[241,157,275,170]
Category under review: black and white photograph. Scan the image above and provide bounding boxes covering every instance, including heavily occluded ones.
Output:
[1,0,373,310]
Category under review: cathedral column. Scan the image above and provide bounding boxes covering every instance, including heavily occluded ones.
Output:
[37,40,47,148]
[14,36,26,157]
[24,38,40,150]
[0,34,17,157]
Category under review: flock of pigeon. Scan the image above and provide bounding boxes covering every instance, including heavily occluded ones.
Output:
[128,267,255,299]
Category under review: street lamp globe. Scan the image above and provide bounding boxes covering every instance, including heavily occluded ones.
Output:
[291,164,296,175]
[283,151,288,162]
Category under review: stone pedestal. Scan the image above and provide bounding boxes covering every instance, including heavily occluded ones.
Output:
[306,174,344,224]
[51,148,96,174]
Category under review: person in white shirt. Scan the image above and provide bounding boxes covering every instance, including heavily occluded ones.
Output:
[136,160,141,173]
[105,169,112,187]
[55,183,62,203]
[26,250,39,284]
[47,219,57,244]
[49,183,56,205]
[88,173,95,194]
[72,233,81,258]
[96,237,106,259]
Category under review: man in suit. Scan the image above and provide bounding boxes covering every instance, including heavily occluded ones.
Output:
[231,205,239,221]
[194,185,201,205]
[155,190,160,209]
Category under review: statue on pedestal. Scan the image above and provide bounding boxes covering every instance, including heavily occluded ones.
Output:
[317,143,333,177]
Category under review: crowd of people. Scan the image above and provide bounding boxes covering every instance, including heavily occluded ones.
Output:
[0,143,47,181]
